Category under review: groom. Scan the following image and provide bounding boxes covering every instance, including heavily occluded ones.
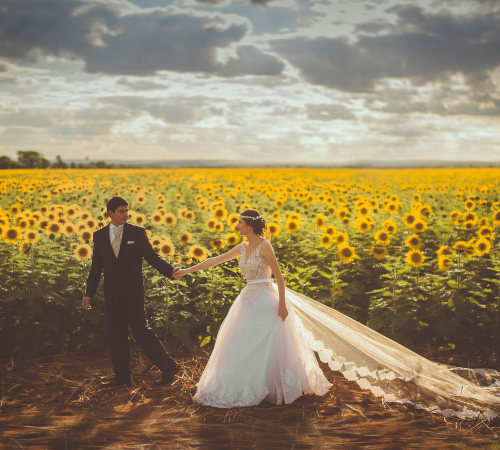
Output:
[82,196,180,388]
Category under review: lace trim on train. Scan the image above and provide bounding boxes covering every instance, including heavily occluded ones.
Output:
[291,313,499,420]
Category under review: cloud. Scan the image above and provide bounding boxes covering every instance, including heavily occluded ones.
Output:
[271,5,500,92]
[117,77,168,90]
[0,0,283,77]
[0,63,9,72]
[306,103,355,120]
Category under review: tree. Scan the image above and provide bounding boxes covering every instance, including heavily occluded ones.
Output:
[0,156,18,169]
[17,151,50,169]
[52,155,68,169]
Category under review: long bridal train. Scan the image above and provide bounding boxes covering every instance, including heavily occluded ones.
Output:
[284,285,500,420]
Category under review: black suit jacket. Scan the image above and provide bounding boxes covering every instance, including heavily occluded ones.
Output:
[85,223,175,305]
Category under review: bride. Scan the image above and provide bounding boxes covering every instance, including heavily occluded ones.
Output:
[175,209,331,407]
[175,210,500,418]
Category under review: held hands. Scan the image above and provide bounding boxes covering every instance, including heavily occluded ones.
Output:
[173,269,189,280]
[278,302,288,322]
[82,296,92,311]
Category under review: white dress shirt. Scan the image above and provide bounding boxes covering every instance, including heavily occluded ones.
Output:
[109,223,124,245]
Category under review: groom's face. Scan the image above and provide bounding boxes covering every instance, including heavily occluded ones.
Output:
[109,205,129,225]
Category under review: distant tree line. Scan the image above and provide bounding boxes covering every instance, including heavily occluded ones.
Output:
[0,151,122,169]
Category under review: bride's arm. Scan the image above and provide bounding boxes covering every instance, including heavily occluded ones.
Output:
[261,241,288,321]
[175,243,243,278]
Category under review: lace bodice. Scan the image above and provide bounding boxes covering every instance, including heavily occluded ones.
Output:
[239,241,272,281]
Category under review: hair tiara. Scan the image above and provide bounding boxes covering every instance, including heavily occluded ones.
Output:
[239,214,264,220]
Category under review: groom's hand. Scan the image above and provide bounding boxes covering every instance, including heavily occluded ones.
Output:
[82,296,92,310]
[173,269,188,280]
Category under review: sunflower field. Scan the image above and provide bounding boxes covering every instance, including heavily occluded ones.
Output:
[2,168,500,358]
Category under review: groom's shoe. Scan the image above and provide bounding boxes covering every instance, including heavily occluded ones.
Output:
[155,362,180,386]
[101,377,131,388]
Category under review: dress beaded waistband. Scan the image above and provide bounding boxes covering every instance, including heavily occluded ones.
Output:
[247,278,273,284]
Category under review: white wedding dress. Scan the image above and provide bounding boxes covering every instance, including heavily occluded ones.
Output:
[194,241,332,407]
[194,241,500,419]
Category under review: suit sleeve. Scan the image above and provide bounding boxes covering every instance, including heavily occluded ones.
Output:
[138,228,175,279]
[85,232,103,299]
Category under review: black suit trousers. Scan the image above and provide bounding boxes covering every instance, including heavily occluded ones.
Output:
[105,299,173,379]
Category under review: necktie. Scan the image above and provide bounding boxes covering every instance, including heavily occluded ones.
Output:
[112,225,123,258]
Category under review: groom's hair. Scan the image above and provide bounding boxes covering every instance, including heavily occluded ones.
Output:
[107,197,129,214]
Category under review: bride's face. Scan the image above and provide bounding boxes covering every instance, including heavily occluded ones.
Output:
[236,217,253,236]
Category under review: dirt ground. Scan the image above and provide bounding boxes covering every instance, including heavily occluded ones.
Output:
[1,344,500,449]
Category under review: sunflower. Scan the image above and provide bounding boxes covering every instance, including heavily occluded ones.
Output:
[267,223,280,237]
[320,234,333,248]
[315,215,327,229]
[438,256,453,271]
[76,228,91,243]
[134,213,147,226]
[449,210,462,225]
[211,207,227,221]
[325,225,336,236]
[341,217,351,226]
[478,226,494,238]
[406,250,425,267]
[370,246,388,260]
[73,244,92,261]
[374,230,390,245]
[17,218,29,231]
[417,204,433,219]
[205,218,218,232]
[185,210,195,221]
[478,217,489,227]
[454,241,469,253]
[150,235,164,247]
[463,220,475,231]
[273,211,281,222]
[337,208,349,220]
[210,238,226,251]
[151,212,163,225]
[47,221,63,236]
[215,222,224,232]
[356,204,371,217]
[176,255,192,265]
[135,194,146,204]
[385,202,399,215]
[475,238,492,256]
[354,218,372,233]
[437,246,455,256]
[24,230,38,243]
[412,193,421,202]
[19,241,30,254]
[404,212,417,227]
[405,235,422,250]
[3,227,22,244]
[178,231,192,245]
[160,242,175,257]
[338,244,357,263]
[225,233,239,246]
[227,214,239,227]
[334,232,348,246]
[492,210,500,227]
[326,205,336,215]
[288,212,301,221]
[285,219,300,234]
[382,220,397,234]
[464,200,476,211]
[412,219,427,233]
[164,213,177,227]
[463,211,478,224]
[188,245,208,262]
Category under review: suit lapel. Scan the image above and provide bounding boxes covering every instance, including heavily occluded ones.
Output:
[102,224,115,260]
[117,223,130,260]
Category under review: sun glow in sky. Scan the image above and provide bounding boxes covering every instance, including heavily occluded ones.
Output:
[0,0,499,163]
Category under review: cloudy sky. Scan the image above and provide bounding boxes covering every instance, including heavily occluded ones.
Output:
[0,0,499,163]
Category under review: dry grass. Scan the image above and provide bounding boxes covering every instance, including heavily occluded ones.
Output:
[1,344,500,449]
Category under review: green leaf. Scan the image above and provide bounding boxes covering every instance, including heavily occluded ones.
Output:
[170,322,193,351]
[199,335,211,347]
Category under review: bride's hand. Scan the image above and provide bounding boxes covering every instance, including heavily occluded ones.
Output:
[173,269,188,280]
[278,303,288,322]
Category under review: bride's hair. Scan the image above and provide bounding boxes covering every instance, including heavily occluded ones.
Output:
[240,209,268,238]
